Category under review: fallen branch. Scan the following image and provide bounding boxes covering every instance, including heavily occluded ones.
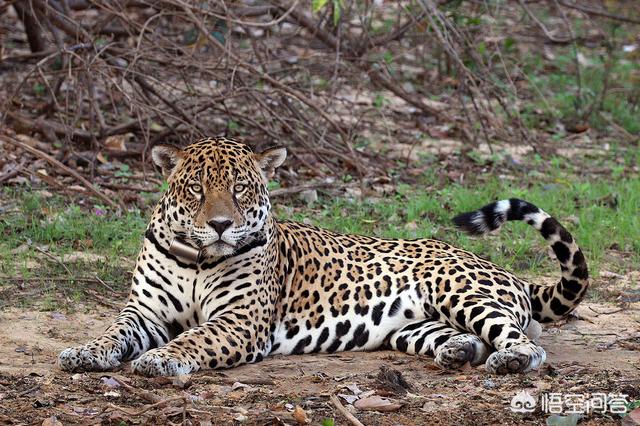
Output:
[84,288,122,310]
[6,111,93,142]
[16,385,42,397]
[13,2,47,53]
[329,394,365,426]
[0,135,120,209]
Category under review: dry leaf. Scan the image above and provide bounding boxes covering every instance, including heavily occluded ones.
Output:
[293,405,309,424]
[104,135,127,152]
[354,395,404,412]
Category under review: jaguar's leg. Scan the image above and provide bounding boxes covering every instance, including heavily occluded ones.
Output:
[58,302,171,372]
[388,319,491,369]
[132,312,265,376]
[451,300,546,374]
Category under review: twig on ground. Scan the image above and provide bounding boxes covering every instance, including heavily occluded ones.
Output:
[329,394,365,426]
[16,384,41,397]
[0,160,27,184]
[84,288,122,310]
[112,377,163,404]
[588,307,625,315]
[217,377,275,385]
[94,274,119,294]
[34,246,72,275]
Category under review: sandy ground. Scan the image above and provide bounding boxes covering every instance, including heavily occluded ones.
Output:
[0,291,638,426]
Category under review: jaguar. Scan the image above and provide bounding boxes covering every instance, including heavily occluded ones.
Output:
[58,137,589,376]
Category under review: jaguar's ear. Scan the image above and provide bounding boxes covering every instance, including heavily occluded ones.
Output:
[151,144,184,179]
[256,146,287,178]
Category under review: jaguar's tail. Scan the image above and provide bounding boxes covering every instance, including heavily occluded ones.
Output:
[452,199,589,322]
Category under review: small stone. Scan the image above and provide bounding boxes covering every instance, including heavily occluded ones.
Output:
[404,221,418,231]
[299,189,318,204]
[234,414,248,422]
[402,82,415,93]
[482,379,496,389]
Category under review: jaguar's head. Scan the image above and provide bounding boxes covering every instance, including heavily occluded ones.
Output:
[151,138,286,259]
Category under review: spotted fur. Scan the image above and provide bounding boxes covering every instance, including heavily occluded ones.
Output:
[58,138,589,376]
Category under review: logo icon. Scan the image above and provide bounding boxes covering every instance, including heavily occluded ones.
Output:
[510,390,537,413]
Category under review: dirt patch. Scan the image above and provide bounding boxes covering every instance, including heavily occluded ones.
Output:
[0,296,638,425]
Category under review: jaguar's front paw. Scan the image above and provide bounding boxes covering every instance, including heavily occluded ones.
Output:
[131,349,197,377]
[485,342,546,374]
[58,345,121,372]
[435,334,491,369]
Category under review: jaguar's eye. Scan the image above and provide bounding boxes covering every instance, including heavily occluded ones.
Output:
[234,183,247,193]
[190,183,202,194]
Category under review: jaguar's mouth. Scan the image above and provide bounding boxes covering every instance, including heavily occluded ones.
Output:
[202,240,237,259]
[208,240,235,250]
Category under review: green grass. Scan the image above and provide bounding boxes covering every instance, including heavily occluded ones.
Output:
[278,171,640,276]
[0,189,146,309]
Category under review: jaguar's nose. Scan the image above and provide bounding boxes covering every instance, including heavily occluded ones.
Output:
[207,219,233,236]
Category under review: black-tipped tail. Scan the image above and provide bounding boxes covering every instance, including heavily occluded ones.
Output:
[452,199,541,235]
[453,199,589,322]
